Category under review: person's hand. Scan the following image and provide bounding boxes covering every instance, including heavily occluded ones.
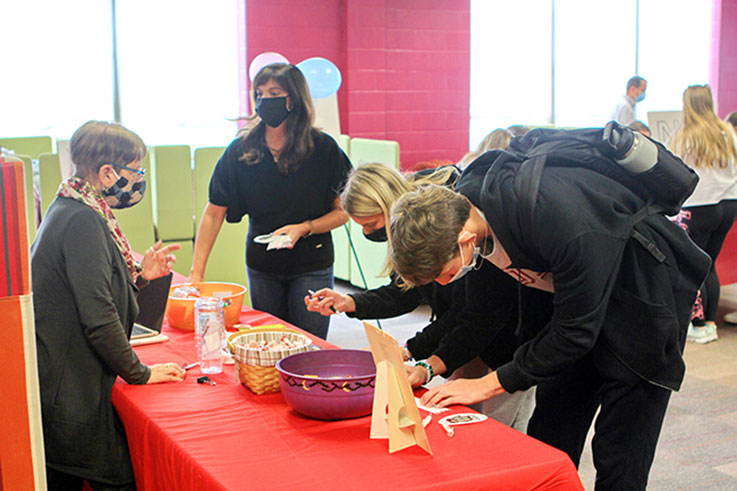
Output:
[304,288,355,315]
[405,364,429,388]
[141,240,180,280]
[146,362,186,384]
[271,222,311,249]
[420,371,505,408]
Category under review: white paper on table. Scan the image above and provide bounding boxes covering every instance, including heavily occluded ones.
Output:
[415,397,450,414]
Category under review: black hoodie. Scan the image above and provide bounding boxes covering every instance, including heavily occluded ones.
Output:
[455,151,710,392]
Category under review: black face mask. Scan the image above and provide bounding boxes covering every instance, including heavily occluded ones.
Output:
[255,96,290,127]
[363,227,387,242]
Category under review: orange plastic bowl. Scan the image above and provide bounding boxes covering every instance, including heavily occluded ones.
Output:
[165,282,247,331]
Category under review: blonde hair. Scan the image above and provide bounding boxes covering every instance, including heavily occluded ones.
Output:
[389,185,470,287]
[668,85,737,168]
[341,163,457,277]
[341,163,456,220]
[477,128,512,153]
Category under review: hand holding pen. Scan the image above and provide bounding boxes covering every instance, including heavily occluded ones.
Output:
[305,288,355,316]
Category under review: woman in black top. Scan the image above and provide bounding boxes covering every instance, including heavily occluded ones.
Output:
[32,121,185,490]
[191,64,352,339]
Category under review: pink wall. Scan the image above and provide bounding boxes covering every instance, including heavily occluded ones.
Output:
[242,0,471,171]
[711,0,737,118]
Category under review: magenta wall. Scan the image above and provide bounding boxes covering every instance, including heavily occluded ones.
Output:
[242,0,471,171]
[711,0,737,118]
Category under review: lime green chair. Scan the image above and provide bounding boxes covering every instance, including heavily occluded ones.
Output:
[114,153,156,254]
[151,145,194,241]
[338,134,351,157]
[0,136,52,159]
[349,137,400,170]
[18,155,37,242]
[37,153,62,218]
[345,138,400,289]
[331,134,352,282]
[165,239,193,279]
[192,147,250,304]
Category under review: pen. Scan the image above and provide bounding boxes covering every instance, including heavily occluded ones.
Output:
[307,289,338,313]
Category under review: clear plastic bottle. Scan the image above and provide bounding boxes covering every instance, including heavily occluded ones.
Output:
[194,297,225,374]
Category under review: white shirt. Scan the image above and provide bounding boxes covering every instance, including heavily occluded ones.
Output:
[482,224,555,293]
[681,132,737,207]
[612,95,636,125]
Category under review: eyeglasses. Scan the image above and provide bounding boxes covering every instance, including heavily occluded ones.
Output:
[109,162,146,177]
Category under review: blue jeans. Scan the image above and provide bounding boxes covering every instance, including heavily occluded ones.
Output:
[247,266,333,339]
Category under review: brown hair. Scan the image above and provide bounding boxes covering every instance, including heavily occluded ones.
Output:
[389,184,470,287]
[70,121,146,178]
[239,63,316,175]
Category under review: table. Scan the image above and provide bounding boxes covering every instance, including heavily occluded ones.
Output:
[112,308,583,490]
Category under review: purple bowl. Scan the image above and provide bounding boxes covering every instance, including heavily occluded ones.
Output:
[276,349,376,420]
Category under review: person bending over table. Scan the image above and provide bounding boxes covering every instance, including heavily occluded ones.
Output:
[388,151,709,489]
[304,162,540,431]
[191,63,352,339]
[32,121,185,491]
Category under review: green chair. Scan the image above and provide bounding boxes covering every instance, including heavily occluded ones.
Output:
[114,153,156,254]
[0,136,52,159]
[349,137,400,170]
[151,145,194,241]
[344,138,400,289]
[338,134,351,158]
[157,239,192,279]
[331,135,352,281]
[37,153,62,219]
[192,147,250,303]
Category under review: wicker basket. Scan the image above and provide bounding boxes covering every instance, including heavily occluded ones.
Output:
[231,331,313,395]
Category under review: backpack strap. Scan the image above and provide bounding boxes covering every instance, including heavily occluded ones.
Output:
[629,204,667,263]
[515,154,547,238]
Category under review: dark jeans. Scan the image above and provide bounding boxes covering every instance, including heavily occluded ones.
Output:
[46,467,135,491]
[247,266,333,339]
[677,200,737,324]
[527,346,671,491]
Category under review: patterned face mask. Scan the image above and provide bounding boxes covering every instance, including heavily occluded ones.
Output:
[103,173,146,209]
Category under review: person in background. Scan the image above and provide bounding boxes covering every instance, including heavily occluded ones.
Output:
[726,111,737,130]
[720,111,737,325]
[629,120,651,137]
[506,124,531,137]
[612,76,647,125]
[191,63,352,339]
[305,163,540,432]
[458,128,512,169]
[668,86,737,343]
[32,121,185,490]
[388,146,708,488]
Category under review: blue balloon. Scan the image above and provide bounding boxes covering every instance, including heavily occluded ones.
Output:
[296,57,342,99]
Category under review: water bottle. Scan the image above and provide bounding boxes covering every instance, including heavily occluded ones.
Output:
[194,297,225,374]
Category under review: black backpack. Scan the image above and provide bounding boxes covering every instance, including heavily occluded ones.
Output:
[505,122,699,262]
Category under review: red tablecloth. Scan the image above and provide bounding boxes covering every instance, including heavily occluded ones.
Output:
[113,308,583,491]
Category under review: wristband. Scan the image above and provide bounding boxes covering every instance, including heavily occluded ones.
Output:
[415,361,434,384]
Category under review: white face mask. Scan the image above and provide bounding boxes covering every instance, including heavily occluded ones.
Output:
[447,233,480,283]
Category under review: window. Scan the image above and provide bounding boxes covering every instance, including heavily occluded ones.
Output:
[0,0,240,150]
[469,0,713,147]
[0,1,114,138]
[469,0,552,149]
